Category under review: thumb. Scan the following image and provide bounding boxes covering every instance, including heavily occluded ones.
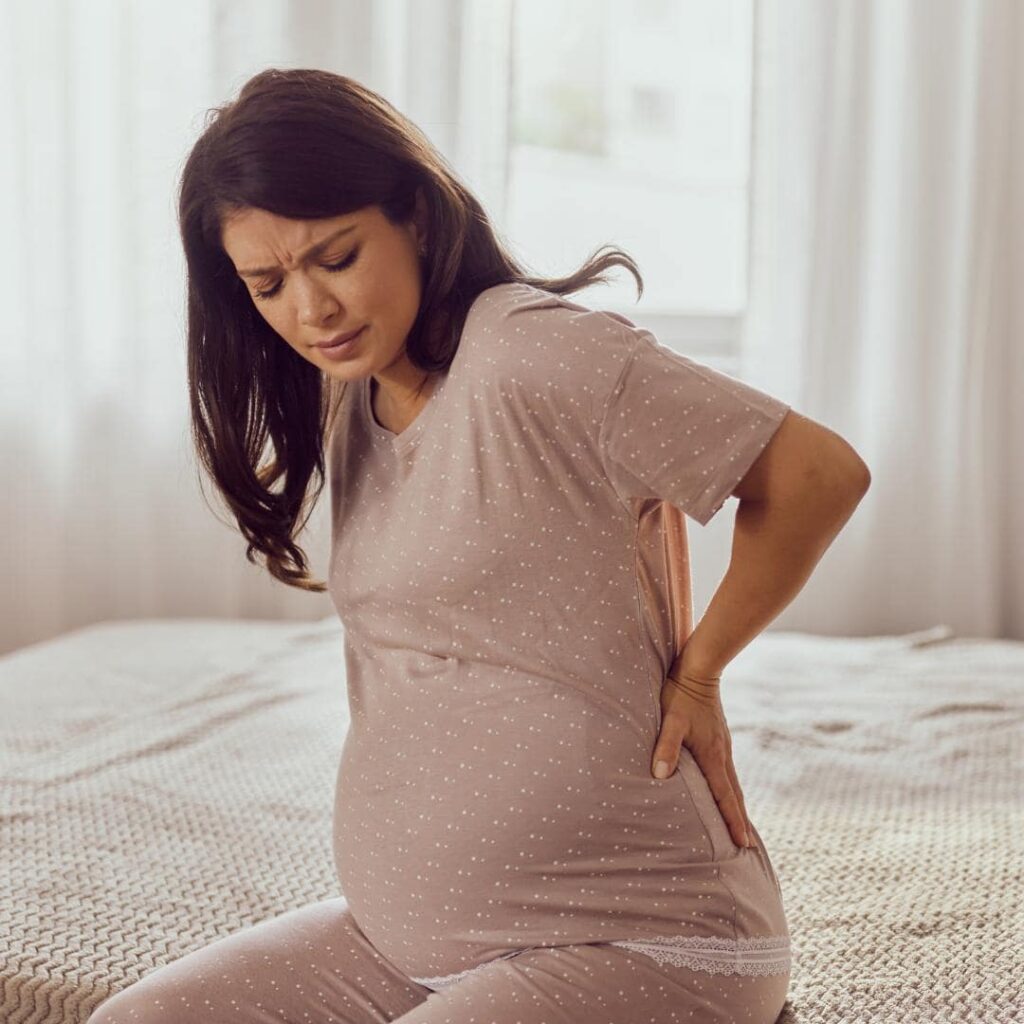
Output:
[651,720,685,778]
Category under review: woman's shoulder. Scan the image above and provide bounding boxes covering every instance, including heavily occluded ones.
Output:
[464,281,642,394]
[468,280,639,337]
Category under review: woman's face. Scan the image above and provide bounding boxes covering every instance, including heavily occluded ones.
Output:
[220,197,427,383]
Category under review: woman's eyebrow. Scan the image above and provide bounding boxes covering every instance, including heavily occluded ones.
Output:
[236,225,357,278]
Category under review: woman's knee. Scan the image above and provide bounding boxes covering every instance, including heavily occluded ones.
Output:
[86,972,197,1024]
[85,897,429,1024]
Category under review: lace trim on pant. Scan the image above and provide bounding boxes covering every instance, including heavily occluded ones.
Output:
[410,949,527,990]
[609,933,793,977]
[409,933,792,990]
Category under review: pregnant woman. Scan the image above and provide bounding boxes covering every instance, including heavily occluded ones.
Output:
[90,68,869,1024]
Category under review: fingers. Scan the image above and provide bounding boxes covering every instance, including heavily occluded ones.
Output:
[708,747,753,848]
[651,723,755,849]
[723,752,754,846]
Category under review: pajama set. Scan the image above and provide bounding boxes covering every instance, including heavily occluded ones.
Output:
[90,282,794,1024]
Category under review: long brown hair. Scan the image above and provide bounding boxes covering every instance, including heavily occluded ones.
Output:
[177,67,643,593]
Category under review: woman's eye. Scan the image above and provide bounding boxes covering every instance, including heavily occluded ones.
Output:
[324,249,359,273]
[253,248,360,301]
[253,281,281,301]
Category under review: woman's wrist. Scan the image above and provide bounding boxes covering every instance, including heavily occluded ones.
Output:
[668,657,723,685]
[670,667,721,683]
[664,667,722,704]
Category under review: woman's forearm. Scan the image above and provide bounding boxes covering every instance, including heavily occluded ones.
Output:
[671,474,869,681]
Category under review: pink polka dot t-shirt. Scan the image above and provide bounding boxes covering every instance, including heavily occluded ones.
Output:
[325,281,793,988]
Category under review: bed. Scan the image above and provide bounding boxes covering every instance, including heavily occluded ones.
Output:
[1,616,1021,1023]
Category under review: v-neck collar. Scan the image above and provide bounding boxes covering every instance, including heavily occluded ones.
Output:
[359,283,515,453]
[362,365,450,454]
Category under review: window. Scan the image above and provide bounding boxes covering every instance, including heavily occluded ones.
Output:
[458,0,755,371]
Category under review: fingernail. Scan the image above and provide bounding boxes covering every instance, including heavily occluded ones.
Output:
[653,760,671,779]
[745,831,754,847]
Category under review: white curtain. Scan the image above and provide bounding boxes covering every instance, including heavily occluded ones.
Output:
[3,0,1021,656]
[740,0,1023,639]
[0,0,463,655]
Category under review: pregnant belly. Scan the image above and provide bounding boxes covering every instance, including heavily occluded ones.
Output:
[330,682,740,978]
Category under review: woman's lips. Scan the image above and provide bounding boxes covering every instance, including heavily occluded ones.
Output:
[316,326,365,348]
[316,326,366,360]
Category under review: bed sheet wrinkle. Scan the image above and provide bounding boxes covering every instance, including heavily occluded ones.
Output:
[3,619,1021,1022]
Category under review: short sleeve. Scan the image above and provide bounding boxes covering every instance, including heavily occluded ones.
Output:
[597,332,791,525]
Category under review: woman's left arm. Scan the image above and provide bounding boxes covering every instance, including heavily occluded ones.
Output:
[652,410,871,845]
[675,409,870,680]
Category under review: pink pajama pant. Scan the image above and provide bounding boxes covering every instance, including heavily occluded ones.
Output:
[87,895,790,1024]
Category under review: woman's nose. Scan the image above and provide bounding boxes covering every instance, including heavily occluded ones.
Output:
[296,279,340,325]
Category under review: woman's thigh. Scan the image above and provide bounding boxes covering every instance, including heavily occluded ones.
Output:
[396,942,791,1024]
[87,895,432,1024]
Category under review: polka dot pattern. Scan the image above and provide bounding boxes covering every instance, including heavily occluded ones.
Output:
[87,895,791,1023]
[324,283,793,988]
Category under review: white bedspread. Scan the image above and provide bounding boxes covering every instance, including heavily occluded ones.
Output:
[1,617,1020,1023]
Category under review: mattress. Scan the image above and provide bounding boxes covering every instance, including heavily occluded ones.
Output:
[1,617,1020,1023]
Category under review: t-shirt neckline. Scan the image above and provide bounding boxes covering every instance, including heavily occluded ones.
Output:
[362,363,451,453]
[359,283,516,453]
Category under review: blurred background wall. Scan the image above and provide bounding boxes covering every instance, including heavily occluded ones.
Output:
[2,0,1021,655]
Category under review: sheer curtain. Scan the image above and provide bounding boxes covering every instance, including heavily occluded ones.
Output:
[1,0,464,655]
[741,0,1023,639]
[3,0,1021,657]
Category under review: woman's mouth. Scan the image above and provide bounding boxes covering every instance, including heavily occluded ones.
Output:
[316,326,366,359]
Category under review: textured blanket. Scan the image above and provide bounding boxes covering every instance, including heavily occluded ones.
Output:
[0,617,1020,1023]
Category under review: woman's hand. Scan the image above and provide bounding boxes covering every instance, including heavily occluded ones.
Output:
[651,666,755,849]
